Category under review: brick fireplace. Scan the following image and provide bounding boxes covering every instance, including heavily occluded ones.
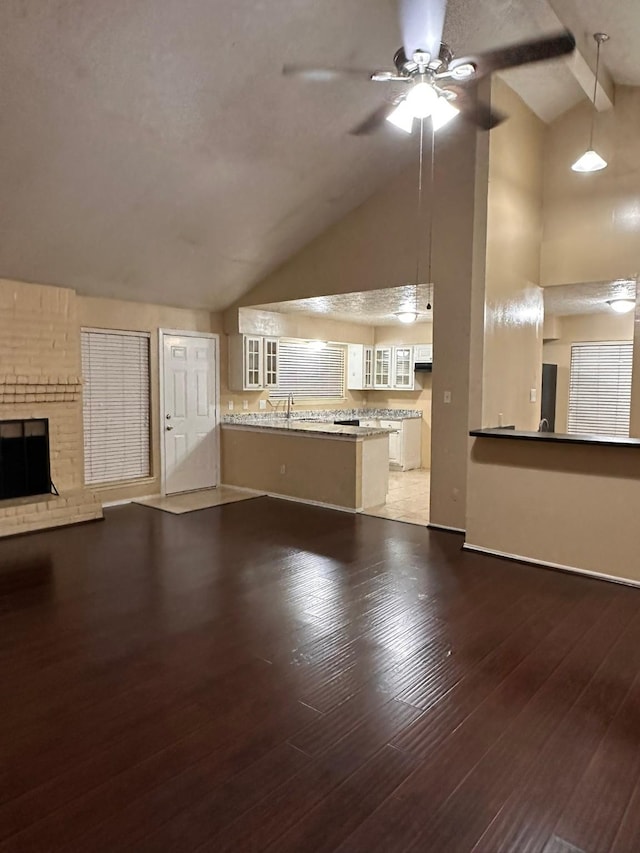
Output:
[0,279,102,537]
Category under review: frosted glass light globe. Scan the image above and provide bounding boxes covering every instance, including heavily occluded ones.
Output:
[405,82,438,119]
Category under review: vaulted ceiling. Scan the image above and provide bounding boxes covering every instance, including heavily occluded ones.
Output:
[0,0,636,310]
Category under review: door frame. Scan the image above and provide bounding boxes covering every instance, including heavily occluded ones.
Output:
[158,329,221,496]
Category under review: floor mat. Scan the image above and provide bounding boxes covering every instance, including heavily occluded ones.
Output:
[135,485,264,514]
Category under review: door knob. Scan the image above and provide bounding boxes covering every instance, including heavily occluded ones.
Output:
[166,425,174,431]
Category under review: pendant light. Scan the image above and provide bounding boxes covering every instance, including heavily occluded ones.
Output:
[571,33,609,173]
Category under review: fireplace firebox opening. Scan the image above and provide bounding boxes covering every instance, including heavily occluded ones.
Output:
[0,419,51,501]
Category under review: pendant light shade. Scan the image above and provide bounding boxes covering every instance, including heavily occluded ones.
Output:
[572,149,607,172]
[571,33,609,173]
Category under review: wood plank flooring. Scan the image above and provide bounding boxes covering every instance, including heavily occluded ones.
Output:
[1,496,639,852]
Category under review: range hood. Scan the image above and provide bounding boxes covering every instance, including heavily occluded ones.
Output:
[414,361,433,372]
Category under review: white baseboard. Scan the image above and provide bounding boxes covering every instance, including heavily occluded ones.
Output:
[462,542,640,589]
[428,523,465,534]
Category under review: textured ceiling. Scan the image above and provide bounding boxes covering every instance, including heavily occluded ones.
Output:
[0,0,629,310]
[549,0,640,85]
[255,284,434,326]
[544,279,637,316]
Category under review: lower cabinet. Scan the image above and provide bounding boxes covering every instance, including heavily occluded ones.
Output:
[368,418,422,471]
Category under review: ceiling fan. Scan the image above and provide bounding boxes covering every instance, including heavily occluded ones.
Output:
[283,0,576,135]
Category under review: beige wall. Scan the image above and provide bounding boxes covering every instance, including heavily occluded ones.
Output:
[543,312,634,433]
[541,86,640,288]
[466,82,640,584]
[466,437,640,584]
[541,83,640,439]
[78,295,215,503]
[481,78,545,431]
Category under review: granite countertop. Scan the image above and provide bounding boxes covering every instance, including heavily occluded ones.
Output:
[470,428,640,448]
[222,419,397,438]
[223,407,421,426]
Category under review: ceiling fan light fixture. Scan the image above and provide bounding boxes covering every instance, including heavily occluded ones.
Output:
[431,96,460,131]
[607,299,635,314]
[405,81,438,118]
[396,310,419,324]
[386,99,415,133]
[571,149,607,172]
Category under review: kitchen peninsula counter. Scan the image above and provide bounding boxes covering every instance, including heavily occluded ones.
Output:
[220,411,417,511]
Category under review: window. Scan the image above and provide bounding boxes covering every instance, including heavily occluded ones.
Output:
[81,329,151,484]
[568,341,633,436]
[270,339,345,401]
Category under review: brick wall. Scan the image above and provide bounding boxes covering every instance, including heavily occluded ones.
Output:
[0,278,102,536]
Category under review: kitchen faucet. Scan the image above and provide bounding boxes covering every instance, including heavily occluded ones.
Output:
[286,392,295,419]
[538,418,550,432]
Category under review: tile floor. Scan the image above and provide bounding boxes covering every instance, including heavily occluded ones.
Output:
[363,468,430,526]
[135,485,264,515]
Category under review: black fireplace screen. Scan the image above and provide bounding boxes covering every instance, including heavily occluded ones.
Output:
[0,419,51,501]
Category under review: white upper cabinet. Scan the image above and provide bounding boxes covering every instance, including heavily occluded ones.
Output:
[363,346,373,389]
[347,344,374,390]
[244,336,262,389]
[374,347,392,389]
[264,337,279,388]
[228,335,278,391]
[347,344,365,390]
[392,346,414,390]
[414,344,433,364]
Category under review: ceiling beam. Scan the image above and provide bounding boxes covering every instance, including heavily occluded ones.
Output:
[546,0,615,110]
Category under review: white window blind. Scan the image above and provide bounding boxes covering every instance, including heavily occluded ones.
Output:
[568,341,633,436]
[81,329,151,485]
[270,340,345,401]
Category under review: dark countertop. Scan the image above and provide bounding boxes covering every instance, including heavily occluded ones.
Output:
[470,428,640,448]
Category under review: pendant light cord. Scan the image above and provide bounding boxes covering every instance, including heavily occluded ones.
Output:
[414,117,425,313]
[589,36,602,150]
[427,120,435,309]
[414,117,436,313]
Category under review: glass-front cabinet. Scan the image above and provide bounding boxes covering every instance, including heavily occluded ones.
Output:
[392,346,414,390]
[364,346,373,389]
[374,347,392,389]
[264,337,278,388]
[228,335,279,391]
[244,336,262,389]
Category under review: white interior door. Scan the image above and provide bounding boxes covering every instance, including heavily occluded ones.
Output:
[162,332,218,495]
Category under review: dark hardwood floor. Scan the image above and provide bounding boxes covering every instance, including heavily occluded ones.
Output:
[1,497,639,852]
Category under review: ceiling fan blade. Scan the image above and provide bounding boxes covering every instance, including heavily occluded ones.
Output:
[448,85,506,131]
[449,30,575,80]
[350,102,397,136]
[399,0,448,61]
[282,64,379,82]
